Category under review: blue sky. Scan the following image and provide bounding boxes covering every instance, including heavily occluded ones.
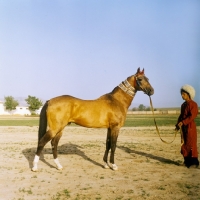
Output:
[0,0,199,108]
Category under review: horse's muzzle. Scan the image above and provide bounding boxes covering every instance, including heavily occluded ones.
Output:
[146,88,154,96]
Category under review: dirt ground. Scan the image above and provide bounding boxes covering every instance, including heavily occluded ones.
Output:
[0,126,200,200]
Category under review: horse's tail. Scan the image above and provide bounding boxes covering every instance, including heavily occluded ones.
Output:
[38,101,49,144]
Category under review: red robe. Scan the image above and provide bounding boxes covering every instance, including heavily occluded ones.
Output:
[177,100,198,158]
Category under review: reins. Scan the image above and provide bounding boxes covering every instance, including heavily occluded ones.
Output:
[119,76,184,145]
[149,96,184,145]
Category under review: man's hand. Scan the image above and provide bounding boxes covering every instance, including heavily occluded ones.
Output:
[178,122,183,127]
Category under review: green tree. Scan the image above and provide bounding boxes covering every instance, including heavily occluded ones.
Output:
[138,104,146,111]
[131,107,137,111]
[4,96,19,111]
[25,95,43,113]
[145,107,151,111]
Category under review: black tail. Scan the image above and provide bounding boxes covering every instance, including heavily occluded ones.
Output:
[38,101,49,144]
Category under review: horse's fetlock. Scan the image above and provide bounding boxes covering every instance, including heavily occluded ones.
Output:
[33,155,40,163]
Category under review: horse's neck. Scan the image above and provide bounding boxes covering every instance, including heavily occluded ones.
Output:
[111,86,135,109]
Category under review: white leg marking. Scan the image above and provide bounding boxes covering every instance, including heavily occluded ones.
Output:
[111,164,118,171]
[31,155,39,172]
[103,162,110,169]
[54,158,63,170]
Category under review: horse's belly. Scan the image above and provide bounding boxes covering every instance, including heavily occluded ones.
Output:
[71,112,109,128]
[70,107,115,128]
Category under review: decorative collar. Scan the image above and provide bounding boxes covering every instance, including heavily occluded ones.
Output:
[118,79,136,97]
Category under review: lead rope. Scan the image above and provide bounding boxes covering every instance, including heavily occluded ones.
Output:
[149,96,184,145]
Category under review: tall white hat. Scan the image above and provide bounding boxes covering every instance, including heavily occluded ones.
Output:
[180,84,195,100]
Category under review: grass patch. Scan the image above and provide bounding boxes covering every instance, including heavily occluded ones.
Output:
[51,189,70,200]
[0,119,39,126]
[124,114,200,127]
[0,114,199,127]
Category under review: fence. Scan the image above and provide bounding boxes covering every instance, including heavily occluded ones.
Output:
[127,110,180,115]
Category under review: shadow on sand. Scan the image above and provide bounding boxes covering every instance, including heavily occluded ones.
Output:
[22,143,103,170]
[117,145,180,166]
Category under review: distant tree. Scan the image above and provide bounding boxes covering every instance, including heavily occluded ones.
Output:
[138,104,146,111]
[4,96,19,111]
[131,107,137,111]
[145,107,151,111]
[25,95,43,114]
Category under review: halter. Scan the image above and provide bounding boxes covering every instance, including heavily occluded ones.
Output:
[135,76,149,95]
[118,79,136,97]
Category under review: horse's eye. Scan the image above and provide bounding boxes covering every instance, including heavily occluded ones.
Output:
[137,78,142,81]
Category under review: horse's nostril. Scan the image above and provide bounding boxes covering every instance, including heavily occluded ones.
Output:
[150,88,154,95]
[147,88,154,96]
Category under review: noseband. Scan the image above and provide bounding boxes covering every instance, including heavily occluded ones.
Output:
[118,79,136,97]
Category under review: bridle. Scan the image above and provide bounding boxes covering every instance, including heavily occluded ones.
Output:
[135,75,151,96]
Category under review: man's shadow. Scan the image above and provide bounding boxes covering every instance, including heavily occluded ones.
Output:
[117,145,180,166]
[22,143,103,169]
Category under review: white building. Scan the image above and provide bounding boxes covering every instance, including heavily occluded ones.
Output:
[0,101,41,116]
[0,101,10,115]
[12,106,31,115]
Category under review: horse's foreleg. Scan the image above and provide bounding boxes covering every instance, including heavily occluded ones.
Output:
[103,128,111,169]
[32,130,54,172]
[51,131,63,170]
[109,127,119,170]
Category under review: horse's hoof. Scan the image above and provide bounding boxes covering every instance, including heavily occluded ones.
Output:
[57,166,63,170]
[103,162,110,169]
[54,158,63,170]
[31,162,38,172]
[31,167,38,172]
[111,164,118,171]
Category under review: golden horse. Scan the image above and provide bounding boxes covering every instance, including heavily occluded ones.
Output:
[32,68,154,171]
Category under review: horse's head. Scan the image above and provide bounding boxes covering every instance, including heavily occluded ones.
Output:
[128,68,154,96]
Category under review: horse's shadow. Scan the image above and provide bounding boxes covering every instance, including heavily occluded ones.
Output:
[22,143,103,169]
[117,145,180,166]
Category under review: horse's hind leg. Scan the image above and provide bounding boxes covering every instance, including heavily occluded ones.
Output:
[51,131,63,170]
[103,128,111,169]
[32,130,55,172]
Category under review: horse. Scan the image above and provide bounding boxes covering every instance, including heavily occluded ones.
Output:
[32,68,154,171]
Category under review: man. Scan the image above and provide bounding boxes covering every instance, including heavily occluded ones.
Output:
[176,84,199,168]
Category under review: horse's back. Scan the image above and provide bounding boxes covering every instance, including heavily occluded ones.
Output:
[46,94,126,129]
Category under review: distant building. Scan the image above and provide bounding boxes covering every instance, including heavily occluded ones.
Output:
[0,101,42,115]
[0,101,10,115]
[12,106,31,115]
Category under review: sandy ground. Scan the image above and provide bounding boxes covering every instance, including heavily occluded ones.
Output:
[0,126,200,200]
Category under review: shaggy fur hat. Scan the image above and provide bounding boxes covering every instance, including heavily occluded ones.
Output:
[180,84,195,100]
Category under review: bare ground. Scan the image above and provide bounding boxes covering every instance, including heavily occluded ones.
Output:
[0,126,200,200]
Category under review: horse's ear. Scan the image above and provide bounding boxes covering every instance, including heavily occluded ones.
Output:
[137,67,141,74]
[136,67,144,74]
[141,68,144,74]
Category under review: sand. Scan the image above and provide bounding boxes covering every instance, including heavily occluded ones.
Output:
[0,126,200,200]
